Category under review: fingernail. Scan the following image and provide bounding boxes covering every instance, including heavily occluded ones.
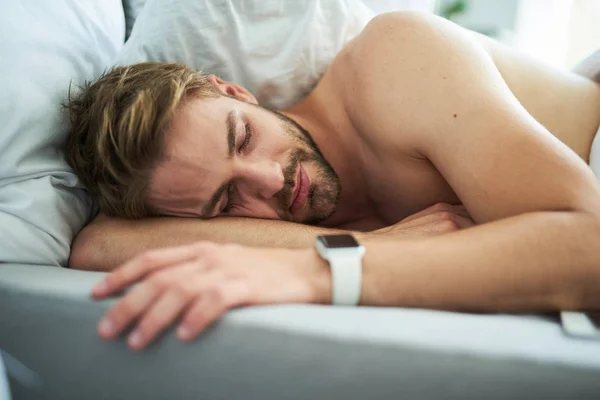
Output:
[177,325,191,341]
[128,331,143,348]
[99,318,114,336]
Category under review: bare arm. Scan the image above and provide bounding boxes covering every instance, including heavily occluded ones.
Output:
[360,211,600,311]
[70,202,473,271]
[69,214,344,271]
[348,12,600,311]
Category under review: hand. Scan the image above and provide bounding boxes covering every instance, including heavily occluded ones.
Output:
[366,202,475,240]
[92,242,329,350]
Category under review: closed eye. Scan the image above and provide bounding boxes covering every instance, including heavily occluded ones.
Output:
[238,122,253,153]
[221,184,237,214]
[224,122,253,213]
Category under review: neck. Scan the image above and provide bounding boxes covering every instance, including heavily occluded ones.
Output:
[281,91,372,227]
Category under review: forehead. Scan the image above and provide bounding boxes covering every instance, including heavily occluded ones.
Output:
[167,96,228,152]
[147,96,232,215]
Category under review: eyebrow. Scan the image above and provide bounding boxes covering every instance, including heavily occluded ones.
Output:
[201,110,237,217]
[226,109,236,158]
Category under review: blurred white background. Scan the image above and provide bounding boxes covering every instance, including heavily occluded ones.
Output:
[361,0,600,69]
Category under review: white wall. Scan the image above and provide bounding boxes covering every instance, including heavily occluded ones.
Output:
[566,0,600,68]
[513,0,573,67]
[440,0,518,30]
[437,0,519,43]
[435,0,599,68]
[362,0,599,68]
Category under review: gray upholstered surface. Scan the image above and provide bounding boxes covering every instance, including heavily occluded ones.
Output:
[1,263,600,400]
[0,353,11,400]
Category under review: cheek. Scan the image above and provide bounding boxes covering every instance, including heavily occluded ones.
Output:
[256,135,283,155]
[233,194,281,219]
[256,125,294,152]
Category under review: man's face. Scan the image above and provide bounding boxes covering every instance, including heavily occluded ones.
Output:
[149,95,341,224]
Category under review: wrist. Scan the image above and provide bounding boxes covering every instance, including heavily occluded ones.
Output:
[351,231,383,247]
[293,247,332,304]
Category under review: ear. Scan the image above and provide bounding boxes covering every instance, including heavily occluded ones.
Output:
[207,74,258,104]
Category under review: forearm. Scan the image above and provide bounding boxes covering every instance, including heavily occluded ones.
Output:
[71,215,346,271]
[360,211,600,312]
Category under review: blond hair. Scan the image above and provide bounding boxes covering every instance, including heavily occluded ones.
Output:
[65,62,220,218]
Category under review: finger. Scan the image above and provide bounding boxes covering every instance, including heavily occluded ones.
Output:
[373,213,448,238]
[400,206,437,223]
[406,209,474,229]
[450,214,476,229]
[401,211,454,228]
[124,261,201,349]
[92,241,214,298]
[177,280,250,342]
[450,205,472,220]
[127,287,192,351]
[401,213,474,237]
[98,280,161,340]
[403,203,470,223]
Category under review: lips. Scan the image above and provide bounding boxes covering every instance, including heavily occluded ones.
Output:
[290,164,309,214]
[289,165,301,206]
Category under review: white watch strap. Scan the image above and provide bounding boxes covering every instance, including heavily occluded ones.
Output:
[330,251,363,306]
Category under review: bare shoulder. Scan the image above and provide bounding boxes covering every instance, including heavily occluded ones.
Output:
[332,13,435,154]
[357,11,449,44]
[344,11,475,79]
[338,11,509,155]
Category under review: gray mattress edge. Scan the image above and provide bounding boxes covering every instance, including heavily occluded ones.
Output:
[1,263,599,400]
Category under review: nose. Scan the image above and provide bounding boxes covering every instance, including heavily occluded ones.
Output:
[239,160,284,200]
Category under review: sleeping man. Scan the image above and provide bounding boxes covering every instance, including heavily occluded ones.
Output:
[65,12,600,350]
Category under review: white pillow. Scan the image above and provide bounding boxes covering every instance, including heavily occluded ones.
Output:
[123,0,150,40]
[115,0,375,109]
[0,1,125,266]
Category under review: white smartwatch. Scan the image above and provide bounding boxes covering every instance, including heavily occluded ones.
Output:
[315,234,365,306]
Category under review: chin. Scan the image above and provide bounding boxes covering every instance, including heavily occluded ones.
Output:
[303,199,336,226]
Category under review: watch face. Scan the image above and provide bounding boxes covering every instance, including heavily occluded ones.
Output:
[317,234,359,248]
